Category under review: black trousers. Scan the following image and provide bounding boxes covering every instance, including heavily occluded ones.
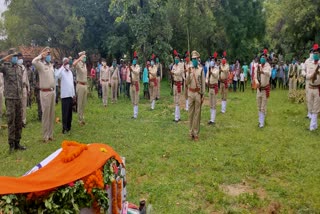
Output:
[61,97,73,132]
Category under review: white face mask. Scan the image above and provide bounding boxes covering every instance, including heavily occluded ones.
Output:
[17,59,23,65]
[65,64,70,70]
[102,62,106,66]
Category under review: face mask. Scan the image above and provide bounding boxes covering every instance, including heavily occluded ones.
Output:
[132,59,137,65]
[151,61,155,66]
[222,59,226,65]
[65,64,70,70]
[292,60,296,64]
[17,59,23,65]
[156,58,159,63]
[82,57,86,63]
[192,59,198,68]
[11,56,18,64]
[210,61,214,67]
[113,62,117,67]
[102,62,106,66]
[260,57,266,64]
[45,55,51,63]
[174,59,179,65]
[313,53,319,61]
[69,59,73,65]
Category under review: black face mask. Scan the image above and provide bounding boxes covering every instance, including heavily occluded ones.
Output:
[26,64,31,68]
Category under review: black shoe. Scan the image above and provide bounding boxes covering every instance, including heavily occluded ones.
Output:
[208,121,215,125]
[62,129,68,134]
[15,141,27,150]
[9,143,15,154]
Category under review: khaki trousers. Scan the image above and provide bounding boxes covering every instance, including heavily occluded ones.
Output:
[209,88,217,109]
[40,91,55,140]
[156,77,161,98]
[101,82,109,105]
[76,84,88,122]
[308,88,320,114]
[130,83,140,106]
[111,80,118,102]
[289,78,297,91]
[220,83,228,100]
[188,91,201,137]
[22,87,28,124]
[174,85,181,105]
[149,80,157,101]
[256,89,268,114]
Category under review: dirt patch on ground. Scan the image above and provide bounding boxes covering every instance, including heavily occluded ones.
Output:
[220,182,267,199]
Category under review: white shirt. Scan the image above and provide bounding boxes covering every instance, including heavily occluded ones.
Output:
[240,73,245,81]
[54,68,59,86]
[55,65,75,99]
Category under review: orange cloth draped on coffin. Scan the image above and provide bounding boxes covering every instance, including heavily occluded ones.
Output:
[0,141,123,195]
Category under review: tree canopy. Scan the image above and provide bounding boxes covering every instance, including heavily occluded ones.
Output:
[0,0,319,63]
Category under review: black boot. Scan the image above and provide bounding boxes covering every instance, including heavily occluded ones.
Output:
[15,140,27,151]
[9,141,15,154]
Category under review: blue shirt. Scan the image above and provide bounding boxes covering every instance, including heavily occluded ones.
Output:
[271,68,277,79]
[143,67,149,83]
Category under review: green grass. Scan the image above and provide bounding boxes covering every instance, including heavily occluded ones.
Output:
[1,81,320,213]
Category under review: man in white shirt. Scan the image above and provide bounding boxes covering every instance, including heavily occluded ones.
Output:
[55,57,75,134]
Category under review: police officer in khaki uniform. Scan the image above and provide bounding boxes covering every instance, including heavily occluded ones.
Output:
[100,58,110,107]
[186,50,205,141]
[110,59,120,104]
[32,47,55,143]
[22,62,30,127]
[130,52,141,119]
[155,56,162,100]
[306,44,320,131]
[0,52,27,152]
[148,57,158,110]
[206,59,219,125]
[219,53,229,113]
[254,49,271,128]
[288,59,298,91]
[73,51,88,125]
[302,49,315,119]
[171,53,184,122]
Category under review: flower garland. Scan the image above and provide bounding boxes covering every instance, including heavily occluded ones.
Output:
[83,168,104,196]
[61,141,88,163]
[112,180,119,214]
[117,179,122,210]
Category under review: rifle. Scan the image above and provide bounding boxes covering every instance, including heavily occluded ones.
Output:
[311,64,320,83]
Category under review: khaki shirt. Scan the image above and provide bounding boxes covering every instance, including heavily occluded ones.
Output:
[289,64,298,78]
[0,63,24,99]
[32,54,55,89]
[22,65,30,93]
[306,60,320,86]
[206,66,219,84]
[172,63,184,82]
[219,63,230,80]
[100,66,110,81]
[254,62,271,87]
[186,65,206,95]
[148,66,157,79]
[130,64,141,82]
[75,61,87,83]
[110,66,120,82]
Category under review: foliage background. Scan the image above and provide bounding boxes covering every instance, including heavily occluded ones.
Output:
[1,0,319,64]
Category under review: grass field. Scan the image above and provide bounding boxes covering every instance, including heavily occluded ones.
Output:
[0,81,319,213]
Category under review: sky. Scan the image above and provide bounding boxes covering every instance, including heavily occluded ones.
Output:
[0,0,7,16]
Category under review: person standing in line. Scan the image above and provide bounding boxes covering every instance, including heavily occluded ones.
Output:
[110,59,120,104]
[183,51,191,111]
[130,51,141,119]
[171,52,184,122]
[254,49,271,128]
[219,51,230,113]
[206,59,219,125]
[0,52,27,152]
[73,51,88,125]
[100,58,110,107]
[148,56,158,110]
[32,47,55,143]
[21,59,30,127]
[143,60,150,100]
[155,56,162,100]
[186,50,205,141]
[306,44,320,131]
[55,57,75,134]
[301,49,314,119]
[242,62,249,87]
[239,70,245,92]
[26,61,34,108]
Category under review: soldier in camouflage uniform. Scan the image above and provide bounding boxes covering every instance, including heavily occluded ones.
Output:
[0,52,27,153]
